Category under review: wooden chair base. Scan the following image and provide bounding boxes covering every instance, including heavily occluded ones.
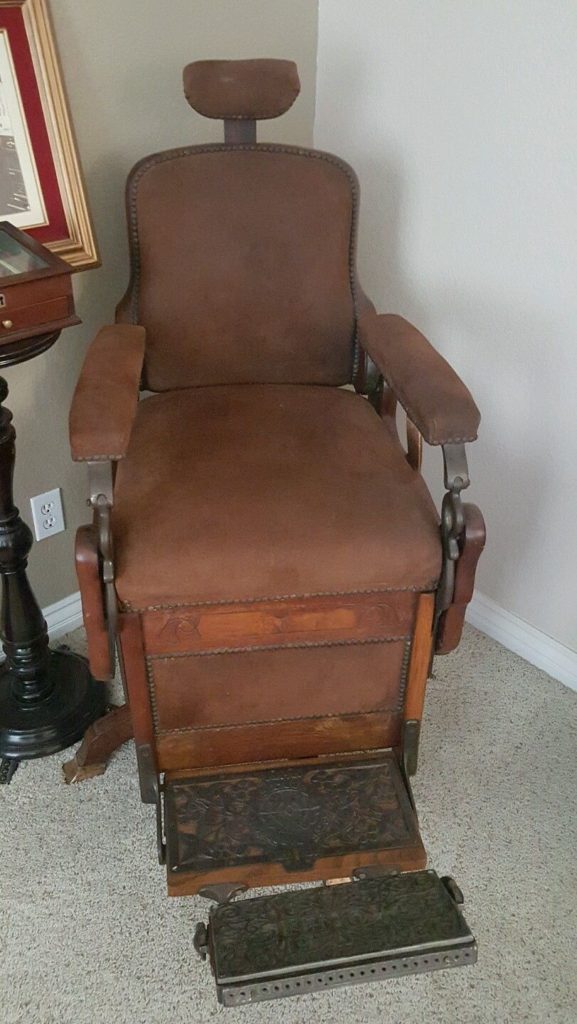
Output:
[62,703,133,783]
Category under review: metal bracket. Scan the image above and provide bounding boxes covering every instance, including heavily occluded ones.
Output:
[87,461,117,674]
[441,876,464,905]
[402,719,421,778]
[136,742,165,861]
[400,719,421,813]
[194,885,248,965]
[134,740,160,804]
[87,459,114,507]
[156,787,166,865]
[193,922,209,961]
[352,866,399,881]
[436,443,470,619]
[198,883,248,905]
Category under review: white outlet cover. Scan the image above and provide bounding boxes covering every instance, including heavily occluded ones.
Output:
[30,487,65,542]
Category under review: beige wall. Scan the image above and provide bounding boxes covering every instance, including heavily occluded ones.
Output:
[10,0,318,608]
[316,0,577,654]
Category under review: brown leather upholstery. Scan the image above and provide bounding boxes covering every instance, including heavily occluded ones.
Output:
[183,59,300,120]
[112,385,441,609]
[149,640,407,737]
[70,325,145,461]
[71,58,484,791]
[119,148,357,390]
[359,313,480,445]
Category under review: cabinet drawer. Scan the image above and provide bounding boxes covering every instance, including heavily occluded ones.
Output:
[0,296,72,337]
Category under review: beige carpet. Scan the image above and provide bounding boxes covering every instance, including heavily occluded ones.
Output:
[1,625,576,1024]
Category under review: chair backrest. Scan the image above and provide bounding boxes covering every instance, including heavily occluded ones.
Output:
[117,60,360,391]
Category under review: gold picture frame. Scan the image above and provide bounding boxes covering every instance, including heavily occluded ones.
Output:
[0,0,98,269]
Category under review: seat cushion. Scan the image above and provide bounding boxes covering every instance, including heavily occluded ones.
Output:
[113,385,441,609]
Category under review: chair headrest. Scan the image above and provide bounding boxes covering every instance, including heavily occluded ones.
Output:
[183,59,300,121]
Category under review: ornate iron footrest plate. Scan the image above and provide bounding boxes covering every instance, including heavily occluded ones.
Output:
[165,751,420,875]
[204,870,476,1006]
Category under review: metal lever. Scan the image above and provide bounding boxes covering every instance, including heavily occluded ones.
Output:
[441,876,464,905]
[194,922,209,961]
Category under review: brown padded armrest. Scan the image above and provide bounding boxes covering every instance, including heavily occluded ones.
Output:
[358,313,480,446]
[69,325,146,461]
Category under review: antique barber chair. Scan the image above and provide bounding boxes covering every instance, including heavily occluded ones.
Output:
[69,60,486,1004]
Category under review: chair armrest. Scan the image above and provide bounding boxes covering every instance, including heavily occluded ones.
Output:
[69,325,146,461]
[358,312,480,446]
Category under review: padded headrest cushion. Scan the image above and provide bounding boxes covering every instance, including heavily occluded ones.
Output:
[183,59,300,120]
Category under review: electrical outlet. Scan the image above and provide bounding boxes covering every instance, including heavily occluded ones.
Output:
[30,488,65,542]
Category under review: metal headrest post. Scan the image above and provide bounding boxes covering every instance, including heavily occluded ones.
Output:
[183,58,300,144]
[223,119,257,144]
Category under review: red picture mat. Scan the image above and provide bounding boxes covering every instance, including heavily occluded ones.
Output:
[0,4,68,244]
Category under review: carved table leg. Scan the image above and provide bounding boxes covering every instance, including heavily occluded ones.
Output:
[0,377,105,780]
[62,702,133,783]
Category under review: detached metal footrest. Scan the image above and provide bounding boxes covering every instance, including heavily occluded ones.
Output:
[199,869,477,1006]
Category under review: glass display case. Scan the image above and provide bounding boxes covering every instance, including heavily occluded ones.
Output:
[0,221,79,357]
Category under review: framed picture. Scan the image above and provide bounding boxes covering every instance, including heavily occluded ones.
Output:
[0,0,98,269]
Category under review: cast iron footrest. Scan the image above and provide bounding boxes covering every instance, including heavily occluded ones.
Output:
[202,870,477,1006]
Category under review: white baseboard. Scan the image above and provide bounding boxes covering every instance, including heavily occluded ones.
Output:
[466,591,577,693]
[44,591,83,640]
[39,588,577,694]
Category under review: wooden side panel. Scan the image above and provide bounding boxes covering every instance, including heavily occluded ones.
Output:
[117,613,155,749]
[436,504,486,654]
[75,525,112,681]
[404,593,435,721]
[156,711,403,773]
[167,834,426,896]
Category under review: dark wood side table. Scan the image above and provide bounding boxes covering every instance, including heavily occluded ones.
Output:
[0,224,105,783]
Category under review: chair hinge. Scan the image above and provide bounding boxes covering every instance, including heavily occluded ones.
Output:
[198,883,248,905]
[87,461,117,674]
[435,443,470,622]
[401,719,421,813]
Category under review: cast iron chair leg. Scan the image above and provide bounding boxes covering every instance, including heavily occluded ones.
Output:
[62,702,133,783]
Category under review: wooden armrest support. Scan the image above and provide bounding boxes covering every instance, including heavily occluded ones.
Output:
[358,312,480,446]
[75,524,114,681]
[69,324,146,461]
[435,503,486,654]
